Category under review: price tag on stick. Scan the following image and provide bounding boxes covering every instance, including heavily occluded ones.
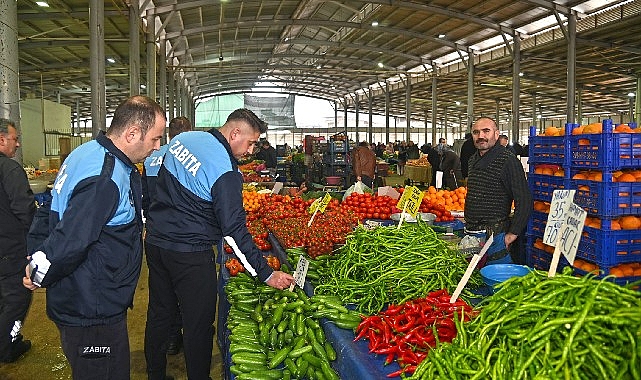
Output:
[548,202,587,277]
[307,193,332,227]
[543,190,575,247]
[289,256,309,291]
[396,186,424,229]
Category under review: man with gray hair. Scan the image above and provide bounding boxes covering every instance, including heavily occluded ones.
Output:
[0,118,35,363]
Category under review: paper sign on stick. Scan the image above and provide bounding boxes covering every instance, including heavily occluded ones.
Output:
[548,202,587,276]
[289,256,309,291]
[543,190,575,247]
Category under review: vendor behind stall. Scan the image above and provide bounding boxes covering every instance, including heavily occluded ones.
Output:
[351,141,376,188]
[464,117,532,264]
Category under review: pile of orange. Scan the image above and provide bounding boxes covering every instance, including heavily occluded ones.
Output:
[424,186,466,211]
[571,170,602,181]
[533,201,551,213]
[544,126,565,136]
[533,237,554,254]
[533,165,564,177]
[573,259,600,274]
[612,170,641,182]
[242,190,267,212]
[609,262,641,277]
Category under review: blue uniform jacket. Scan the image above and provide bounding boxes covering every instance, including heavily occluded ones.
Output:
[145,129,273,282]
[37,132,143,327]
[142,144,169,215]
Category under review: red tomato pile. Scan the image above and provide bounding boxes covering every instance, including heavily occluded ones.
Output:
[244,193,358,258]
[246,218,272,251]
[340,193,397,220]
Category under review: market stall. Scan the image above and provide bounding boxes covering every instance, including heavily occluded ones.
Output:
[403,159,431,185]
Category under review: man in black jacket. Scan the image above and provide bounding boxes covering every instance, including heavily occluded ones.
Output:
[0,119,35,363]
[465,117,532,264]
[459,132,476,178]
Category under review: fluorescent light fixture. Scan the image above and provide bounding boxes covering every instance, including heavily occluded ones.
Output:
[140,84,146,89]
[377,62,384,68]
[316,64,322,69]
[455,101,461,106]
[438,34,446,38]
[519,72,524,77]
[371,21,379,27]
[628,92,635,97]
[36,1,49,7]
[106,58,116,63]
[218,83,222,87]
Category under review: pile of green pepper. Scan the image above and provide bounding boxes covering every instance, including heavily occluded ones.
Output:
[409,268,641,379]
[314,221,483,314]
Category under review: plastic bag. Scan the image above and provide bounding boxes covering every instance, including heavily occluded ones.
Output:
[342,181,372,201]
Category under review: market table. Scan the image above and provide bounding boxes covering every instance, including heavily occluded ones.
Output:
[404,165,431,184]
[217,234,407,380]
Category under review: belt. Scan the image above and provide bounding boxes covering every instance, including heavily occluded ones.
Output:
[466,220,509,235]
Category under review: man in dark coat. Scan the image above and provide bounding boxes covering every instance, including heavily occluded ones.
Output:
[460,132,476,178]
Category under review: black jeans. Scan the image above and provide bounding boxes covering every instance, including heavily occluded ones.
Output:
[0,256,32,361]
[144,242,217,380]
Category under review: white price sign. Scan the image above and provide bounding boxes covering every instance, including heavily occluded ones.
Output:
[548,202,587,276]
[289,256,309,291]
[543,190,575,247]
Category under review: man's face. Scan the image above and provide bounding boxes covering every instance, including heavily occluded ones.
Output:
[472,119,499,154]
[229,123,260,159]
[130,113,166,163]
[499,137,508,147]
[0,125,20,158]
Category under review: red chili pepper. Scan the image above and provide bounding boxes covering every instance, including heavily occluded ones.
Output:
[399,349,419,365]
[374,344,399,355]
[386,368,405,378]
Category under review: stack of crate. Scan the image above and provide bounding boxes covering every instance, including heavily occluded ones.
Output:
[526,124,572,272]
[527,120,641,284]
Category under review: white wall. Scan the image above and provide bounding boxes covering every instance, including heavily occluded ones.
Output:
[20,99,71,167]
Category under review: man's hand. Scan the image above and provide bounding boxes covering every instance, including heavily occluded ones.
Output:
[266,271,295,290]
[23,261,39,291]
[504,233,518,249]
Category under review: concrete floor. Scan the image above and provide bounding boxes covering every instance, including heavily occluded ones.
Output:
[0,259,224,380]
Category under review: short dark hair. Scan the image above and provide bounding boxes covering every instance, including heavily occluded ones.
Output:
[359,141,368,147]
[168,116,192,139]
[108,95,165,138]
[226,108,268,134]
[499,134,509,140]
[0,118,16,135]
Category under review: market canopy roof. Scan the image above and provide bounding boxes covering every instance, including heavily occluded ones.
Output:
[17,0,641,126]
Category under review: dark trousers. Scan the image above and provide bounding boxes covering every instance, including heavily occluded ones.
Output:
[57,318,130,380]
[0,257,32,361]
[144,242,217,380]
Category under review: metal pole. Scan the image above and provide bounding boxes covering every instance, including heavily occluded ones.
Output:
[90,0,106,136]
[431,76,437,145]
[129,1,140,96]
[0,0,21,162]
[512,35,521,142]
[566,12,577,124]
[385,82,390,143]
[146,11,156,101]
[405,77,411,142]
[467,54,474,131]
[368,88,373,143]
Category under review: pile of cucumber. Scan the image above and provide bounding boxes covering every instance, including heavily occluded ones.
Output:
[226,272,361,380]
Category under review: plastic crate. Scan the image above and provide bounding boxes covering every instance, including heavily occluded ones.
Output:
[528,135,566,164]
[526,210,549,237]
[526,246,569,272]
[570,174,641,216]
[528,173,567,202]
[576,226,641,266]
[569,132,641,169]
[330,140,348,153]
[573,267,641,287]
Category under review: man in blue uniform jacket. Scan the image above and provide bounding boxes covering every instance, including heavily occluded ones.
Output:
[23,95,166,380]
[143,109,295,380]
[142,115,192,356]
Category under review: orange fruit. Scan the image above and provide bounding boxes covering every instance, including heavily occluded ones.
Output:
[615,124,633,133]
[572,126,585,135]
[616,173,637,182]
[582,123,602,134]
[545,126,560,136]
[572,172,587,180]
[610,267,624,277]
[589,171,602,181]
[554,168,565,177]
[541,167,555,176]
[611,220,622,230]
[619,216,641,230]
[534,166,544,174]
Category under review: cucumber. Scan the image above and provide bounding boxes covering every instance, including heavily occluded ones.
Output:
[312,340,329,362]
[229,343,266,354]
[236,370,282,380]
[288,345,312,358]
[268,346,292,369]
[238,362,270,372]
[284,357,297,374]
[296,356,309,378]
[324,341,337,361]
[301,352,323,368]
[321,360,340,380]
[332,319,359,330]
